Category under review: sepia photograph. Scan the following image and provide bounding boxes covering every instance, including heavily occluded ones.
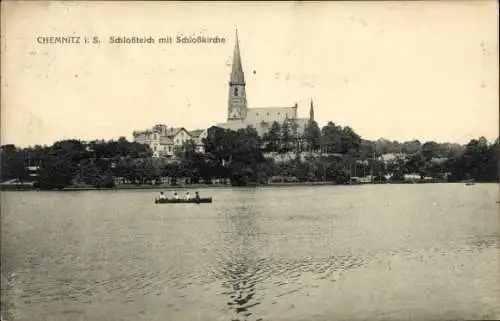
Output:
[1,1,499,320]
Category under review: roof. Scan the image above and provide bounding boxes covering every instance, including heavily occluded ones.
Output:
[295,118,310,125]
[215,121,247,132]
[165,127,187,137]
[229,29,245,86]
[133,129,156,135]
[249,106,295,112]
[189,129,204,137]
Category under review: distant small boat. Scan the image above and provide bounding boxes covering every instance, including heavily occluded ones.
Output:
[155,197,213,204]
[465,180,475,186]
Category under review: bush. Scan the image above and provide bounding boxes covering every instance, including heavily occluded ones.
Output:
[91,174,115,188]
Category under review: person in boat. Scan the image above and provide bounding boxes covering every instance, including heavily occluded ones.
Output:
[195,191,200,201]
[159,191,166,200]
[185,191,190,200]
[173,191,179,199]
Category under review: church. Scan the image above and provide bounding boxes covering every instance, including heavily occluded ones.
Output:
[216,30,314,137]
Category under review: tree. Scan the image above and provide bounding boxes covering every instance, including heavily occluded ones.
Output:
[405,153,425,177]
[288,119,300,152]
[460,137,492,181]
[202,126,266,185]
[359,140,377,159]
[387,155,407,181]
[340,126,361,154]
[374,138,390,155]
[263,121,281,152]
[320,122,342,154]
[37,154,73,189]
[0,145,28,182]
[280,120,292,153]
[421,141,441,160]
[485,138,499,182]
[401,140,422,154]
[202,126,233,166]
[303,120,321,152]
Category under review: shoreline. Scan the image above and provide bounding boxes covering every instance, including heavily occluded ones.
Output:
[0,180,478,192]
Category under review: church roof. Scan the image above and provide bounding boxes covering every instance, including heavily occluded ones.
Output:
[229,29,245,86]
[249,106,296,111]
[295,118,310,124]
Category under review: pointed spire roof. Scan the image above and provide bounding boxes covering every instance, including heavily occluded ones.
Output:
[230,29,245,85]
[309,98,315,121]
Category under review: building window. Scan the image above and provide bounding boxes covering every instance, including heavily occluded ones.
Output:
[256,113,259,116]
[267,112,270,116]
[234,87,238,96]
[278,112,280,115]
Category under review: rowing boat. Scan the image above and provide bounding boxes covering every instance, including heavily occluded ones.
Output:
[155,197,213,204]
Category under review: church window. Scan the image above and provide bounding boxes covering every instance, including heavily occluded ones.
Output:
[234,87,238,96]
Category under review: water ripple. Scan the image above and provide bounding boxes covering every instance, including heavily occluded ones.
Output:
[2,185,499,321]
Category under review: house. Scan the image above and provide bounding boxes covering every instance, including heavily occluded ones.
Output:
[188,129,208,153]
[132,125,165,157]
[132,125,207,158]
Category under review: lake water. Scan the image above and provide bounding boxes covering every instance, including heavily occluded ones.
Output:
[1,184,499,321]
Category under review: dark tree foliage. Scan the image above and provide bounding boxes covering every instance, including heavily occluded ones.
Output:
[303,120,321,152]
[202,126,266,186]
[1,127,498,188]
[1,138,152,189]
[1,144,28,182]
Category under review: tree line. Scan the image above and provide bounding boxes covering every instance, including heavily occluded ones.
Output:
[0,121,498,189]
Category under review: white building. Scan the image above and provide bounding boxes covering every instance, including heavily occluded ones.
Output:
[132,124,207,158]
[216,30,314,137]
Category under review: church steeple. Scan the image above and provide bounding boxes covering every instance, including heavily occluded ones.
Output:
[227,29,247,121]
[309,98,315,122]
[230,29,245,86]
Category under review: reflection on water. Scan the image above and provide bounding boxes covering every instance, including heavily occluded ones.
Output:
[213,202,374,321]
[1,184,499,321]
[217,205,262,320]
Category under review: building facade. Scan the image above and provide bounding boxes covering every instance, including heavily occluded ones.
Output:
[217,30,314,137]
[133,125,207,158]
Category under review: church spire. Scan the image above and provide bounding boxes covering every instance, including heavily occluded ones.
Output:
[309,98,315,122]
[230,29,245,85]
[227,28,247,121]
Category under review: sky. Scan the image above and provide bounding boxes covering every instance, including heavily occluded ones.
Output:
[1,1,498,147]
